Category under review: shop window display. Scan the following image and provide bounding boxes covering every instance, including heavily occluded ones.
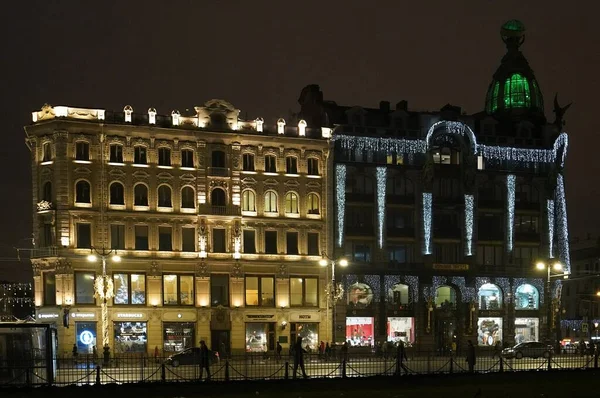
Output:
[346,317,374,347]
[113,274,146,305]
[515,284,539,310]
[290,323,319,351]
[347,283,373,309]
[478,283,502,310]
[163,322,195,353]
[515,318,539,343]
[76,322,97,354]
[435,286,457,309]
[245,323,275,352]
[114,322,147,353]
[477,317,503,347]
[387,283,409,308]
[386,317,414,345]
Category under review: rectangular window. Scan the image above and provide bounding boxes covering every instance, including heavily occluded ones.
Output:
[245,276,275,306]
[134,146,147,164]
[243,153,255,171]
[43,273,56,306]
[388,245,408,263]
[158,226,173,251]
[434,244,460,263]
[75,142,89,161]
[307,158,319,175]
[76,223,91,249]
[352,243,371,262]
[181,149,194,168]
[286,232,299,255]
[163,274,194,306]
[265,155,277,172]
[264,230,278,254]
[477,245,503,266]
[243,230,256,254]
[211,274,229,307]
[114,273,146,305]
[158,147,171,166]
[109,144,123,163]
[290,277,318,307]
[110,224,125,250]
[75,272,95,304]
[181,227,196,252]
[41,223,53,247]
[135,225,149,250]
[42,143,52,162]
[212,228,226,253]
[307,232,319,256]
[286,157,298,174]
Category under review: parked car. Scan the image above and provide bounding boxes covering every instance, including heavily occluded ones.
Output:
[165,348,219,367]
[501,342,552,359]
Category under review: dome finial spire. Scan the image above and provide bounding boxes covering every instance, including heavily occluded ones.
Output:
[501,20,525,51]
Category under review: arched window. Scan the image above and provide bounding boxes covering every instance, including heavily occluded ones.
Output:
[211,188,226,206]
[307,193,319,215]
[75,181,91,203]
[210,113,226,128]
[515,284,539,310]
[42,181,52,202]
[285,192,299,214]
[435,286,457,309]
[388,283,409,307]
[181,186,195,209]
[134,184,148,206]
[158,185,172,208]
[242,190,256,212]
[109,182,125,205]
[478,283,502,310]
[264,191,278,213]
[504,73,531,109]
[432,146,461,165]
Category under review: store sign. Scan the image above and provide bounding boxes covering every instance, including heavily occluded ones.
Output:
[38,313,59,319]
[71,312,95,319]
[245,314,275,321]
[116,313,144,318]
[290,313,320,322]
[433,263,469,271]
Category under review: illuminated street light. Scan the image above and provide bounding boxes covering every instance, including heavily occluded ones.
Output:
[319,253,349,342]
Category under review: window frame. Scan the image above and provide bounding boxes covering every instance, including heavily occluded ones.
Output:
[212,228,227,253]
[264,230,278,254]
[76,223,92,249]
[181,186,196,209]
[307,157,319,175]
[264,155,277,173]
[162,274,195,306]
[134,225,149,250]
[134,183,149,207]
[243,229,256,254]
[43,272,56,306]
[307,232,320,256]
[244,275,275,307]
[109,181,125,205]
[307,193,320,215]
[42,142,53,162]
[284,192,299,214]
[134,146,148,165]
[242,190,256,212]
[286,231,299,255]
[75,180,91,204]
[289,276,318,307]
[113,273,147,305]
[110,224,126,250]
[181,149,195,168]
[42,181,52,203]
[210,274,230,307]
[264,191,278,213]
[285,156,298,174]
[157,185,173,208]
[158,147,172,167]
[109,144,124,163]
[158,226,173,251]
[181,227,196,252]
[75,141,90,161]
[242,153,255,171]
[74,271,96,305]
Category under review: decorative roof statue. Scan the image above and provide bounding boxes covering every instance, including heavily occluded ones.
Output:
[552,93,572,130]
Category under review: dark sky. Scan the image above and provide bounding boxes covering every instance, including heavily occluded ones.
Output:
[1,1,598,280]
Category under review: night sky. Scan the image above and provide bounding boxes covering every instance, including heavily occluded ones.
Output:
[1,1,598,280]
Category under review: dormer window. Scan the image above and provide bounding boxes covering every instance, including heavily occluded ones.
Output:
[148,108,157,125]
[277,119,286,135]
[298,120,307,136]
[124,105,133,123]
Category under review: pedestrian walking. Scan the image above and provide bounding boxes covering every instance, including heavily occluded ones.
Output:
[72,344,78,365]
[92,345,98,364]
[395,341,409,375]
[325,342,331,361]
[341,341,349,362]
[276,341,282,361]
[292,336,309,379]
[319,341,325,359]
[199,340,211,381]
[154,346,159,363]
[466,340,476,373]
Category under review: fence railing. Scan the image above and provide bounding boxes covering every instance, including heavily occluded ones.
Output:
[1,350,599,388]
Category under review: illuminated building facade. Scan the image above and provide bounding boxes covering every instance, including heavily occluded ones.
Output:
[26,100,330,355]
[299,20,571,350]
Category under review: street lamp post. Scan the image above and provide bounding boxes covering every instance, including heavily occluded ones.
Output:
[319,253,348,343]
[87,247,120,364]
[536,260,569,348]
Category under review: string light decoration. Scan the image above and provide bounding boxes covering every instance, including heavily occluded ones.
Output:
[555,174,571,273]
[376,167,387,248]
[335,164,347,247]
[424,121,478,153]
[553,133,569,168]
[384,275,420,304]
[422,192,432,255]
[363,275,382,301]
[494,278,512,303]
[479,145,554,164]
[335,135,426,155]
[451,277,477,302]
[506,174,516,252]
[405,276,420,303]
[514,278,545,304]
[547,199,555,258]
[464,194,474,256]
[552,280,563,300]
[560,319,600,330]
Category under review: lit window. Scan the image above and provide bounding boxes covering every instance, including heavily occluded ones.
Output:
[285,192,299,214]
[307,193,320,215]
[504,73,531,109]
[163,274,194,306]
[264,191,278,213]
[113,274,146,305]
[245,276,275,306]
[290,277,318,307]
[242,190,256,212]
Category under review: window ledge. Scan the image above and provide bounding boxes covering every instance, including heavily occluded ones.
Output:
[264,212,279,217]
[306,213,321,219]
[157,165,173,169]
[109,204,126,210]
[133,205,150,211]
[74,202,92,208]
[181,207,196,214]
[157,206,174,212]
[242,211,257,217]
[108,162,125,166]
[285,213,300,218]
[74,160,92,164]
[132,163,149,168]
[40,161,54,166]
[180,166,196,171]
[307,174,321,179]
[285,173,300,177]
[241,170,257,175]
[263,172,278,176]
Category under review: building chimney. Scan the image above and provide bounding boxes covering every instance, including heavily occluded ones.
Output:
[379,101,390,113]
[396,100,408,111]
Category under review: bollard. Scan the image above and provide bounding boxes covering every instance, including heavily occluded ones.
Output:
[499,356,504,373]
[225,360,230,381]
[449,357,453,374]
[161,363,166,382]
[96,365,101,385]
[284,361,289,379]
[342,359,347,378]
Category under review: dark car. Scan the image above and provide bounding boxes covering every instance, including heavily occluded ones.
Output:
[501,342,552,359]
[165,347,219,367]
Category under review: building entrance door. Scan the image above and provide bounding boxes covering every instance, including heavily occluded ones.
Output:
[211,330,230,358]
[436,319,456,355]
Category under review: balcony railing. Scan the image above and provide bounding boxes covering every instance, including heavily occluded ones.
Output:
[199,204,240,216]
[31,246,59,258]
[208,167,230,177]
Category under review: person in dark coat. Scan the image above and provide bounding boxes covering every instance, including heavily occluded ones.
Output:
[199,340,211,380]
[276,341,282,361]
[395,341,409,374]
[293,336,309,379]
[466,340,476,373]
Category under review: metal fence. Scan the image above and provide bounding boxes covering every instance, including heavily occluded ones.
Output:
[1,350,598,387]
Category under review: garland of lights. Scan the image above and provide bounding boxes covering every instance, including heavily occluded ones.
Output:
[553,133,569,168]
[552,280,563,300]
[451,277,477,302]
[464,194,474,256]
[363,275,381,300]
[335,135,426,154]
[561,319,600,330]
[547,199,555,258]
[425,121,478,154]
[384,275,420,304]
[405,276,419,303]
[376,167,387,248]
[555,174,571,273]
[513,278,545,304]
[506,175,515,252]
[422,192,432,255]
[335,164,346,247]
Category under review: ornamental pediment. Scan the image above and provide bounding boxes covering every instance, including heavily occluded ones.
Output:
[180,173,196,182]
[241,177,257,185]
[109,169,126,178]
[157,172,174,180]
[284,180,300,187]
[306,181,321,189]
[133,170,150,179]
[73,167,91,174]
[264,179,278,186]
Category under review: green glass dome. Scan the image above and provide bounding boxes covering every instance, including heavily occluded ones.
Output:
[485,20,545,117]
